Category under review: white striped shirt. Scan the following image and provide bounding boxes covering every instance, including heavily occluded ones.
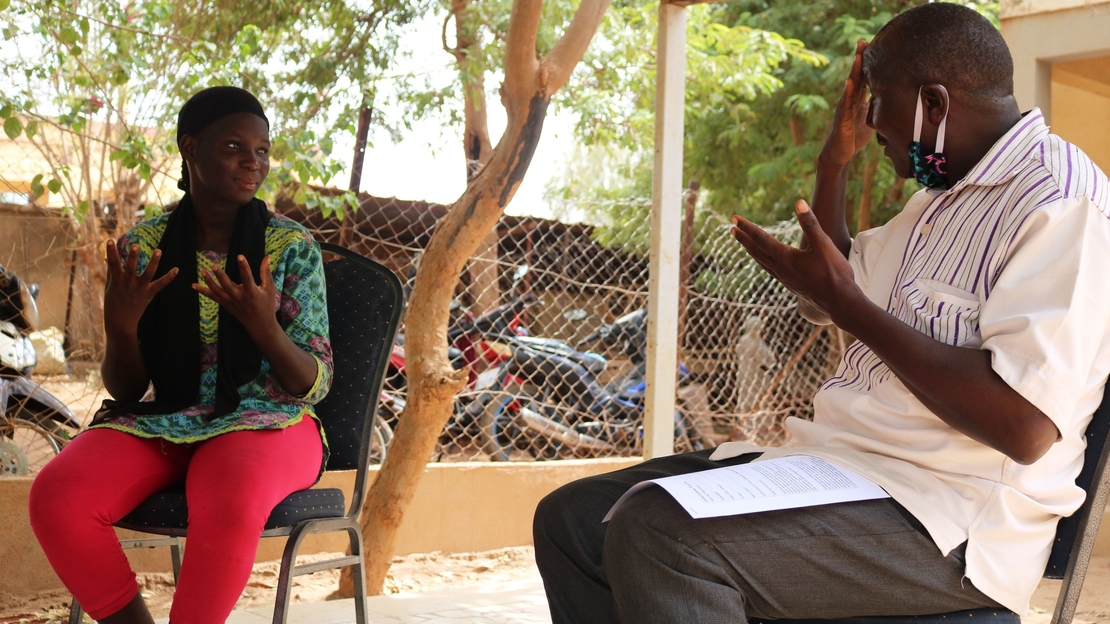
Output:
[713,109,1110,613]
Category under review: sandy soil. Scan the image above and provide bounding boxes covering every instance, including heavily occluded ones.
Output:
[5,549,1110,623]
[0,547,539,623]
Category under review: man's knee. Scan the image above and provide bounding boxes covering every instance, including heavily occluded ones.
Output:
[533,478,586,546]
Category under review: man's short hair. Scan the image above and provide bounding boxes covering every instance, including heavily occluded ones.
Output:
[864,3,1013,99]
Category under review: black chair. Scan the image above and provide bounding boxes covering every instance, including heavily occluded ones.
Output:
[750,381,1110,624]
[68,243,404,624]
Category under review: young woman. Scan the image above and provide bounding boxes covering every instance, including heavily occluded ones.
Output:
[29,87,333,624]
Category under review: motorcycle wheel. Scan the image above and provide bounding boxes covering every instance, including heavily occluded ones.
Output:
[0,418,64,475]
[479,390,548,462]
[368,418,393,465]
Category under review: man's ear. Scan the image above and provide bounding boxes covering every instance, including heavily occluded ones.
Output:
[920,83,950,126]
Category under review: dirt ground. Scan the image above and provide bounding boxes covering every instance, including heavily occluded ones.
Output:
[0,546,539,623]
[4,549,1110,623]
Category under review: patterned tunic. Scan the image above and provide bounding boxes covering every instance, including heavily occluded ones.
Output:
[90,212,333,457]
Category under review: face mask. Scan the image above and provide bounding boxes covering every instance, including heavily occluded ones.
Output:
[909,85,949,189]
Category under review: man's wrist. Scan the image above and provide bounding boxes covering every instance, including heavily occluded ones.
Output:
[827,285,876,335]
[816,152,852,175]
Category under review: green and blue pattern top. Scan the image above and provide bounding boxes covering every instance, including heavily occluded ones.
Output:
[89,212,333,455]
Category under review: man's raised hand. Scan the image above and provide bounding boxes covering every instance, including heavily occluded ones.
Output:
[822,40,874,169]
[730,200,860,323]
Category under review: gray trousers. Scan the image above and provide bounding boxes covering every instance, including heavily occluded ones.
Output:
[532,450,1001,624]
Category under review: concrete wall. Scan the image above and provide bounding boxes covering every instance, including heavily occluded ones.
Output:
[1001,3,1110,122]
[1052,60,1110,172]
[0,206,72,333]
[0,458,639,600]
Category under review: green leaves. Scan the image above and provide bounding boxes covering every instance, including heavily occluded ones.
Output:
[3,116,22,139]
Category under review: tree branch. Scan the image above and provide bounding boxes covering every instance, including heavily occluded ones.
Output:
[502,0,543,102]
[539,0,611,94]
[441,11,462,61]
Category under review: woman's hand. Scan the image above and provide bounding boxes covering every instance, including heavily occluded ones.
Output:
[104,239,179,337]
[821,40,874,169]
[194,255,278,334]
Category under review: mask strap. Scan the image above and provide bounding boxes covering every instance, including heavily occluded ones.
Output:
[913,86,925,143]
[935,85,949,154]
[913,85,950,152]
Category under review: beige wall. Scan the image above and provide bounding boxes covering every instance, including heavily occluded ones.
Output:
[0,459,639,602]
[1002,3,1110,121]
[1002,0,1110,20]
[1052,61,1110,172]
[0,207,73,333]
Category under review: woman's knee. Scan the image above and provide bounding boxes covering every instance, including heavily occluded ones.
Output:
[28,460,84,533]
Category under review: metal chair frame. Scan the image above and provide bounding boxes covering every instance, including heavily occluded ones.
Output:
[68,243,404,624]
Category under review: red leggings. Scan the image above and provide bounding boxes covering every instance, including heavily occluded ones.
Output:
[29,417,323,623]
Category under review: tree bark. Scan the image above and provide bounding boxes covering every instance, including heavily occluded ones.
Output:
[789,114,804,148]
[337,0,610,597]
[677,180,698,365]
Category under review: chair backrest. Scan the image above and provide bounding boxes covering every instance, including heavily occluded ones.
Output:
[314,243,404,514]
[1044,381,1110,579]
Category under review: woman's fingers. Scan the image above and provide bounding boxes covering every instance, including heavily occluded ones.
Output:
[258,256,273,291]
[149,267,179,293]
[140,249,163,283]
[209,264,239,292]
[124,244,141,278]
[105,239,123,281]
[236,255,259,290]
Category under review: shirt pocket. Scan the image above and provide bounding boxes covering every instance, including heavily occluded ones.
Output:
[901,278,982,348]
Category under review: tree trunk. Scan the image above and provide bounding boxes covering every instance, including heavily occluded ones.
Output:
[789,115,805,147]
[677,180,698,365]
[336,0,610,597]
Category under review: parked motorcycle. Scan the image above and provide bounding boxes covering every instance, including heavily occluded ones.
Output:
[0,263,81,476]
[478,308,705,461]
[380,266,537,455]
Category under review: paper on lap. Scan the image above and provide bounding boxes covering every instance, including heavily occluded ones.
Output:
[603,455,890,522]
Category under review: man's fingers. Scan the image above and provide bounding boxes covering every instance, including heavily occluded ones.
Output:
[794,200,836,251]
[731,216,790,264]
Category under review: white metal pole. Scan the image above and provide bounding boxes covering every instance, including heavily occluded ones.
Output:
[644,1,687,460]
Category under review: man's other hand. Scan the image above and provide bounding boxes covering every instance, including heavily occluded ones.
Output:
[731,200,861,324]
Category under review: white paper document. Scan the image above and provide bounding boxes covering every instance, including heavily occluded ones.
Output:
[604,455,890,521]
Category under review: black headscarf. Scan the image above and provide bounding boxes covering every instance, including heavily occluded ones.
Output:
[95,87,273,423]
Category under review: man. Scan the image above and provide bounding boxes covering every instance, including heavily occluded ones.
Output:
[532,3,1110,623]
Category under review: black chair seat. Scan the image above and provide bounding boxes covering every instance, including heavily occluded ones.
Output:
[750,607,1020,624]
[117,488,346,531]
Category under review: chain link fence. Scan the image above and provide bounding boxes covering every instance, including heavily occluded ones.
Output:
[280,193,847,461]
[0,192,847,472]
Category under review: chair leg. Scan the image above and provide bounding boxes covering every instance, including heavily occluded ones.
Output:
[170,538,184,585]
[68,597,84,624]
[272,524,313,624]
[346,525,367,624]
